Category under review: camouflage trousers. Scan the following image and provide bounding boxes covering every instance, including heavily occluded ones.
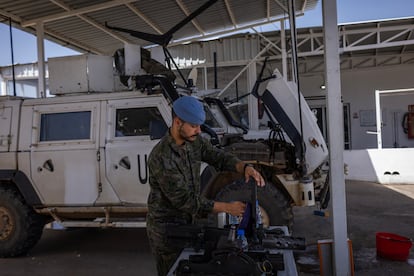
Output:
[146,217,182,276]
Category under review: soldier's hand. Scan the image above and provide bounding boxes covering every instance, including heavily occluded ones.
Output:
[244,165,265,187]
[226,201,246,217]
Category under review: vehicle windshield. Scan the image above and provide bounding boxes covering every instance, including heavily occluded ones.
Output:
[227,103,249,126]
[203,105,221,128]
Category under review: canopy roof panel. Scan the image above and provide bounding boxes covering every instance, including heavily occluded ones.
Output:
[0,0,318,55]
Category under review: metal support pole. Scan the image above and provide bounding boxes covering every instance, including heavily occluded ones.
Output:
[36,22,46,98]
[203,66,208,90]
[322,0,350,275]
[247,62,259,130]
[213,52,218,89]
[8,18,16,96]
[280,19,288,81]
[375,90,382,149]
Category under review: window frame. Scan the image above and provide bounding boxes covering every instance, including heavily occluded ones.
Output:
[39,110,92,142]
[107,97,170,143]
[32,102,98,149]
[114,106,166,138]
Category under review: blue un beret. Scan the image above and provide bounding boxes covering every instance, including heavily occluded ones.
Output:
[173,96,205,125]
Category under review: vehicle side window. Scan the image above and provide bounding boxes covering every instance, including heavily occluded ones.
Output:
[204,106,221,128]
[40,111,91,141]
[115,107,166,137]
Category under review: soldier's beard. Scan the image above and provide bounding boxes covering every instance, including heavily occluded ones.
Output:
[179,126,198,142]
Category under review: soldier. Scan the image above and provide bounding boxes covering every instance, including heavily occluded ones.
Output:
[146,96,265,275]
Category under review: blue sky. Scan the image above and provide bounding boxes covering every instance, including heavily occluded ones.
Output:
[1,0,414,66]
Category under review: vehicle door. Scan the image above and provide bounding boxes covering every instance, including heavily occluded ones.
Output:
[30,101,100,205]
[0,104,12,152]
[104,96,170,204]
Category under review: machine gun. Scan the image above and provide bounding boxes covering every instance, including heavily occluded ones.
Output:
[106,0,219,88]
[166,179,306,275]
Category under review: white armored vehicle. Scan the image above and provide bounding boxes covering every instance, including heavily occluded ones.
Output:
[0,52,329,257]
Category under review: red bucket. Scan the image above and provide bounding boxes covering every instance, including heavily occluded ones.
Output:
[376,232,412,261]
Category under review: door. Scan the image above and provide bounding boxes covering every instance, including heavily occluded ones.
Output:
[0,105,12,152]
[30,102,100,205]
[309,103,351,150]
[104,96,169,204]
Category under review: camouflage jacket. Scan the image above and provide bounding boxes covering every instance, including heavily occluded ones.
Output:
[147,130,240,226]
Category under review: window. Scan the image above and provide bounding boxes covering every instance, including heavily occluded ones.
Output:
[40,111,91,141]
[116,107,166,137]
[204,106,222,128]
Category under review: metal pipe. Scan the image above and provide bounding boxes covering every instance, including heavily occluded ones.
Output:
[288,0,305,174]
[213,52,218,89]
[8,17,16,96]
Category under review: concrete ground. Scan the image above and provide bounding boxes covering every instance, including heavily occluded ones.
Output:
[293,180,414,275]
[0,180,413,275]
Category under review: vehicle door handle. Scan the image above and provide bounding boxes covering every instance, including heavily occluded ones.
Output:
[118,156,131,170]
[42,159,54,172]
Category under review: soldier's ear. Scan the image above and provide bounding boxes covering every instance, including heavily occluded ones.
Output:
[173,116,182,126]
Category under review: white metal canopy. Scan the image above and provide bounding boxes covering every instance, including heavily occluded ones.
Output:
[0,0,317,55]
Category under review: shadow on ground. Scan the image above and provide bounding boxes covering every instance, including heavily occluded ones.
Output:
[292,180,414,275]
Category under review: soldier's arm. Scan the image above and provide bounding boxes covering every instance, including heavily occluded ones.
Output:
[213,201,246,217]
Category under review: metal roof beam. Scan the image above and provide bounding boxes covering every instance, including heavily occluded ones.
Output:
[400,29,414,54]
[44,28,104,55]
[224,0,237,27]
[252,27,282,53]
[343,39,414,52]
[347,32,375,48]
[38,0,133,46]
[77,14,132,45]
[125,3,163,35]
[172,18,414,65]
[266,0,270,19]
[22,0,137,27]
[273,0,288,13]
[0,5,103,55]
[300,0,308,13]
[276,22,414,55]
[175,0,205,35]
[169,17,284,46]
[0,9,21,22]
[341,23,414,35]
[382,28,412,43]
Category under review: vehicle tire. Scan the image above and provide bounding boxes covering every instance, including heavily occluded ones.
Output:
[215,179,293,231]
[0,186,46,257]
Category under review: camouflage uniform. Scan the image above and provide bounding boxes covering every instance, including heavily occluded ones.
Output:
[146,130,240,275]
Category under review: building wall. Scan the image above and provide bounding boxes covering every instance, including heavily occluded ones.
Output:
[195,62,414,150]
[300,64,414,149]
[344,148,414,184]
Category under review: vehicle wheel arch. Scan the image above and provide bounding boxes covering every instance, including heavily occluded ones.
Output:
[202,164,295,231]
[201,171,242,200]
[214,178,294,231]
[0,170,42,206]
[201,164,294,204]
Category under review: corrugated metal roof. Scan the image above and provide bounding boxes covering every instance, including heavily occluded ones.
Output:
[0,0,318,56]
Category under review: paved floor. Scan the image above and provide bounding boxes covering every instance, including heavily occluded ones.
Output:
[0,180,413,275]
[293,181,414,275]
[0,228,156,276]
